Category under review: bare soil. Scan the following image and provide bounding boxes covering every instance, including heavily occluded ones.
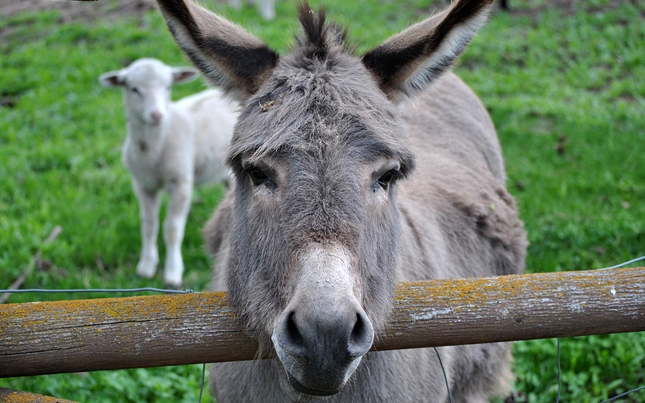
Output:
[1,0,637,43]
[2,0,631,24]
[1,0,158,24]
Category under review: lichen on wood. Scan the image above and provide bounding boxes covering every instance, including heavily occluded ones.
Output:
[0,387,78,403]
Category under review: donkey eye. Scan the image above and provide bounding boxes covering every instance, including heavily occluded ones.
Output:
[248,167,272,187]
[372,170,398,192]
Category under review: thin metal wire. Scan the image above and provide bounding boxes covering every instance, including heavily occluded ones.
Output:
[434,347,453,403]
[555,338,561,403]
[600,386,645,402]
[600,255,645,270]
[198,363,206,403]
[0,287,194,294]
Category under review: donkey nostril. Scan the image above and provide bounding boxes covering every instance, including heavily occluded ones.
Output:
[281,311,305,356]
[350,314,363,340]
[348,312,374,358]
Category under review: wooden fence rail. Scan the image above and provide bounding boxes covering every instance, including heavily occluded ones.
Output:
[1,267,644,378]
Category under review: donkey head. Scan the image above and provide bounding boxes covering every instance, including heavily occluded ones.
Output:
[156,0,493,396]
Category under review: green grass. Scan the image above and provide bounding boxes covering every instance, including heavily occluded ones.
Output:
[1,1,645,402]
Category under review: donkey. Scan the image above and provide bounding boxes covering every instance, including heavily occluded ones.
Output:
[156,0,527,401]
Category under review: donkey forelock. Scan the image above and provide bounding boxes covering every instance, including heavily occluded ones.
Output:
[295,3,351,60]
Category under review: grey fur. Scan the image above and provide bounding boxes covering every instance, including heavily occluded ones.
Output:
[157,0,527,401]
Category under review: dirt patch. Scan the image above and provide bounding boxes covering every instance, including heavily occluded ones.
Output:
[3,0,631,24]
[2,0,635,25]
[0,0,164,44]
[0,0,158,23]
[1,0,637,38]
[502,0,642,19]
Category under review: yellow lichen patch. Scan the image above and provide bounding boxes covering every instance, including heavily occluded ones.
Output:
[0,292,238,338]
[387,267,645,327]
[0,388,78,403]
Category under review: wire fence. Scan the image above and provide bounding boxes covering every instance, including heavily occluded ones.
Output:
[2,257,645,403]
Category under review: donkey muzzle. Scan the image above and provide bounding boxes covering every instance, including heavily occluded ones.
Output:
[272,292,374,396]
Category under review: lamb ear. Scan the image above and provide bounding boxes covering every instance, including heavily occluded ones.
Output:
[362,0,494,100]
[98,70,125,88]
[172,67,199,84]
[156,0,279,101]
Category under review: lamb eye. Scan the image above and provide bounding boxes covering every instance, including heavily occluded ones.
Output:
[248,167,271,187]
[130,86,141,95]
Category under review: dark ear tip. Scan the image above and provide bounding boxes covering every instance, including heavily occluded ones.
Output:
[361,0,493,99]
[155,0,279,101]
[98,72,123,88]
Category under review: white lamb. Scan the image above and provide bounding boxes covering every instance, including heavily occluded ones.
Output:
[99,58,237,287]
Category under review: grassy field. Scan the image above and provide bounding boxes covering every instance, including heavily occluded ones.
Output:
[1,0,644,401]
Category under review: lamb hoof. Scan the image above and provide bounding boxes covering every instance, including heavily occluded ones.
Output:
[163,276,183,289]
[136,261,157,278]
[164,259,184,289]
[165,281,184,290]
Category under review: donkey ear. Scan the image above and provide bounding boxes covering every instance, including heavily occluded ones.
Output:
[156,0,279,101]
[362,0,493,100]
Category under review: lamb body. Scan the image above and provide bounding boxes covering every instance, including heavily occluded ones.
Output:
[100,58,238,287]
